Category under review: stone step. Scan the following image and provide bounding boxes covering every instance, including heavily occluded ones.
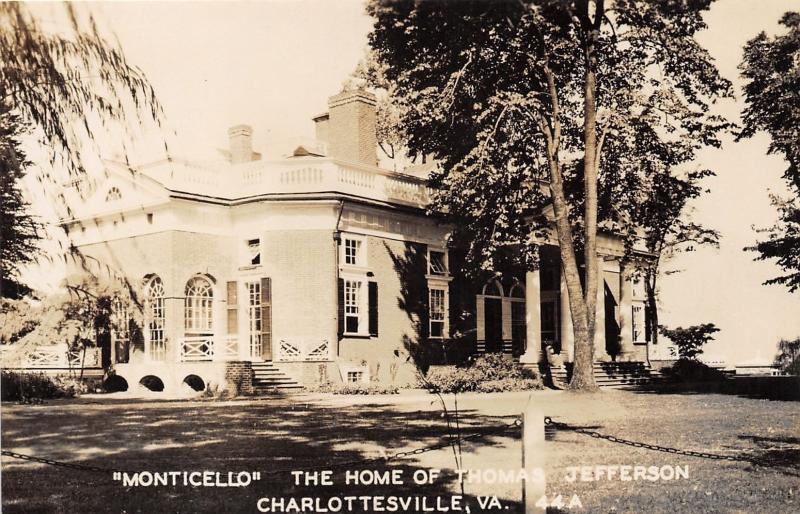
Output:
[249,361,303,392]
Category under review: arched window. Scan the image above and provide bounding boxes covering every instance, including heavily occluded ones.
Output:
[105,186,122,202]
[482,280,503,297]
[185,276,213,333]
[146,276,166,361]
[509,282,525,299]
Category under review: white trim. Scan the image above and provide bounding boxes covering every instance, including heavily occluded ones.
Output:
[341,272,369,337]
[340,233,367,268]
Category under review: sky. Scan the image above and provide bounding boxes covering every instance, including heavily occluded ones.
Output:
[20,0,800,365]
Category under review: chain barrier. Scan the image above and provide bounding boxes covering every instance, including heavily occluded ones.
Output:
[0,450,113,474]
[543,417,775,467]
[5,415,793,477]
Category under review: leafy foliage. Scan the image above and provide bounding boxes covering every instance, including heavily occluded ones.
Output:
[747,195,800,292]
[660,359,727,383]
[634,168,721,341]
[740,12,800,291]
[366,0,731,389]
[0,273,143,372]
[0,105,39,298]
[0,3,163,177]
[422,354,543,393]
[773,337,800,375]
[0,3,163,297]
[310,382,401,395]
[659,323,720,361]
[0,371,87,402]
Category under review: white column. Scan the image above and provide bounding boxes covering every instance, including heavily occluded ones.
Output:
[594,257,609,361]
[618,262,634,361]
[560,275,574,363]
[501,297,512,354]
[520,270,542,364]
[476,296,485,353]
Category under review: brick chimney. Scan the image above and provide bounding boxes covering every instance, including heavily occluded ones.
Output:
[228,124,261,164]
[316,89,377,167]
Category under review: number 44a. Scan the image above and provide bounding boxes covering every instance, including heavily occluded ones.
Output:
[535,494,583,510]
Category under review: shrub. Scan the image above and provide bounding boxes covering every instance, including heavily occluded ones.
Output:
[661,359,728,383]
[309,381,400,395]
[659,323,719,360]
[422,354,543,393]
[1,371,81,402]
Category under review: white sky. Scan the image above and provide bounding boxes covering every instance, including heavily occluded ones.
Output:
[20,0,800,365]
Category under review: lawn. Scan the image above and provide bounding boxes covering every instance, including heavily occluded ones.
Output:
[1,389,797,513]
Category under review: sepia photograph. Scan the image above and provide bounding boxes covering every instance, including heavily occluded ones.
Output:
[1,1,798,512]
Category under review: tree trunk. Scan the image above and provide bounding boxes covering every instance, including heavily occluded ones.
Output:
[645,270,659,345]
[569,23,601,391]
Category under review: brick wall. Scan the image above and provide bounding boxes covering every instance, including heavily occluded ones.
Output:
[261,230,337,343]
[224,361,254,395]
[338,236,426,385]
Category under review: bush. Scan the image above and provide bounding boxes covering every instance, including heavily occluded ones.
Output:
[309,381,400,395]
[1,371,82,402]
[659,323,719,360]
[422,354,543,393]
[661,359,728,383]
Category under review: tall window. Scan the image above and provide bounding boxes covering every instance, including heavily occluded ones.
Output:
[343,237,364,266]
[146,276,166,361]
[185,277,213,333]
[344,279,362,334]
[247,281,262,358]
[429,287,448,339]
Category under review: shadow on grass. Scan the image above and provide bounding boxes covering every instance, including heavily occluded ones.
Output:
[1,397,523,513]
[737,434,800,472]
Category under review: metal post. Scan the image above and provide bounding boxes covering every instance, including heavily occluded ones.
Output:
[522,398,546,513]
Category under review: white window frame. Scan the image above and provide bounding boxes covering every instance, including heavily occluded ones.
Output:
[342,276,368,336]
[428,284,449,340]
[427,248,449,276]
[185,276,214,334]
[341,234,367,268]
[243,237,261,267]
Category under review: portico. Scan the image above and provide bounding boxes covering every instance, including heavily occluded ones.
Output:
[476,244,649,365]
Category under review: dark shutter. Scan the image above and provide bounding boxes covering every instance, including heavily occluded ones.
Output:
[260,277,272,360]
[337,278,344,338]
[368,281,378,337]
[420,273,430,341]
[226,281,238,334]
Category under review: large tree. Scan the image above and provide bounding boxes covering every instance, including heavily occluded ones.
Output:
[0,106,38,298]
[367,0,730,389]
[0,3,163,297]
[740,12,800,292]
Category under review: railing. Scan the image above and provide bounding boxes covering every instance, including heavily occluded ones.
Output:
[148,159,433,208]
[0,345,101,369]
[275,338,332,362]
[220,335,239,360]
[180,336,214,362]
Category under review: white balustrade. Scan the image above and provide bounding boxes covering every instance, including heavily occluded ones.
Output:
[220,335,239,360]
[180,336,214,362]
[152,158,432,208]
[0,345,101,369]
[275,338,332,362]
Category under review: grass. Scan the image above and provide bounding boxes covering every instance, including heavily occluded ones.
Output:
[1,389,797,513]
